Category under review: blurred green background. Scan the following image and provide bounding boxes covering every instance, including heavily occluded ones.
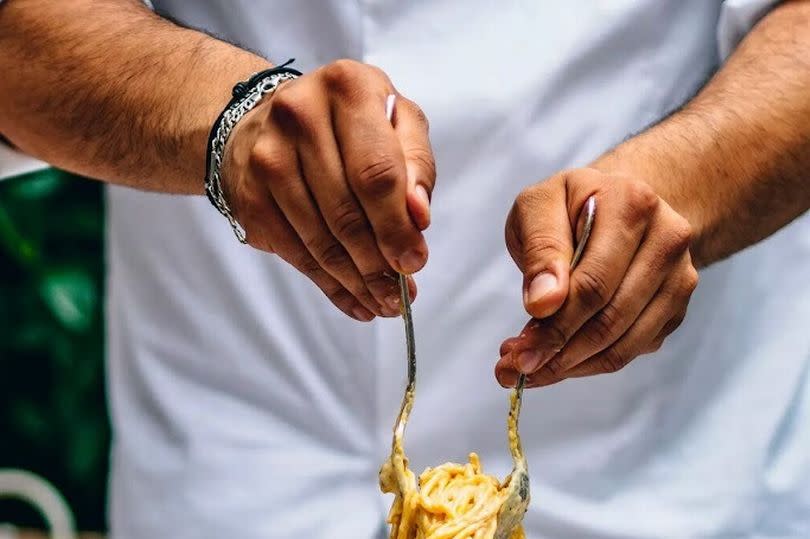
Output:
[0,168,109,532]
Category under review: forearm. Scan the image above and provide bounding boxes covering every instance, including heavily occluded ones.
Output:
[593,0,810,267]
[0,0,270,193]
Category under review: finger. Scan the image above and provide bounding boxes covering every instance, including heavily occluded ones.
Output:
[392,96,435,230]
[246,196,375,322]
[499,336,523,358]
[329,76,428,274]
[289,86,402,316]
[505,176,573,319]
[541,205,692,373]
[405,274,418,303]
[529,298,671,387]
[496,317,541,371]
[495,323,538,387]
[495,315,555,387]
[251,127,383,316]
[528,260,698,386]
[643,309,686,354]
[494,362,520,389]
[511,176,658,374]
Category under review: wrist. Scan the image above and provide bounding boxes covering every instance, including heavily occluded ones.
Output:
[590,126,714,266]
[205,62,301,242]
[178,45,271,193]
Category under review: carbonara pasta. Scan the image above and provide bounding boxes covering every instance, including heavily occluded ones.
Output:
[380,452,525,539]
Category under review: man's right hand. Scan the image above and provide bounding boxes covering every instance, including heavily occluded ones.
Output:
[222,60,435,321]
[0,3,434,322]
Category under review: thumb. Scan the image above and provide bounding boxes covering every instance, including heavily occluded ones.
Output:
[391,96,435,231]
[505,179,574,319]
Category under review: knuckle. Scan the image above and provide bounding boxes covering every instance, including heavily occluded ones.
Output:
[248,144,286,179]
[323,59,363,93]
[325,287,346,303]
[326,58,359,78]
[683,266,700,295]
[667,312,687,335]
[356,289,379,309]
[573,267,613,309]
[353,154,402,199]
[401,97,430,131]
[599,347,627,374]
[367,64,392,85]
[622,180,659,224]
[293,253,322,277]
[325,286,354,310]
[666,317,685,337]
[362,270,396,293]
[666,218,693,255]
[668,266,699,303]
[269,87,309,130]
[556,169,578,188]
[585,303,622,347]
[543,322,568,353]
[313,239,350,270]
[521,232,569,270]
[406,147,437,185]
[643,339,664,355]
[330,199,368,240]
[544,356,565,376]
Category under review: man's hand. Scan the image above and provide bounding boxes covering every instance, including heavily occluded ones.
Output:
[495,168,699,388]
[0,5,436,322]
[494,1,810,388]
[223,60,435,321]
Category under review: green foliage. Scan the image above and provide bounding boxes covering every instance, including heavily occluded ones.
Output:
[0,169,108,532]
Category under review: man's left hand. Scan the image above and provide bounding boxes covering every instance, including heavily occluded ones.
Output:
[495,168,699,388]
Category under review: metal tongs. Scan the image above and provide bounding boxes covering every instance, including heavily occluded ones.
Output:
[494,194,596,539]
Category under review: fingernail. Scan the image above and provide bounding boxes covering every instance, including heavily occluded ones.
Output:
[398,249,425,274]
[352,307,374,322]
[516,348,553,374]
[527,272,558,305]
[381,305,400,317]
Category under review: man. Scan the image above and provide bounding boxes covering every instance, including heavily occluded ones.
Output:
[1,0,809,537]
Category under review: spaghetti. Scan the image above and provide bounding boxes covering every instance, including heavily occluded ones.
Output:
[380,452,525,539]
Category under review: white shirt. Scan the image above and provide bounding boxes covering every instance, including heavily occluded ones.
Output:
[4,1,808,538]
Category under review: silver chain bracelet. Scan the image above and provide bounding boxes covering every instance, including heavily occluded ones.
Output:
[204,61,301,243]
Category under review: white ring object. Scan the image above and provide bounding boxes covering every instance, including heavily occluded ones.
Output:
[0,469,76,539]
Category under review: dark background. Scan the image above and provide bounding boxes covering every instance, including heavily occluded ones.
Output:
[0,169,109,532]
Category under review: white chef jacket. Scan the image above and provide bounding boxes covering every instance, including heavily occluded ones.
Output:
[3,1,808,538]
